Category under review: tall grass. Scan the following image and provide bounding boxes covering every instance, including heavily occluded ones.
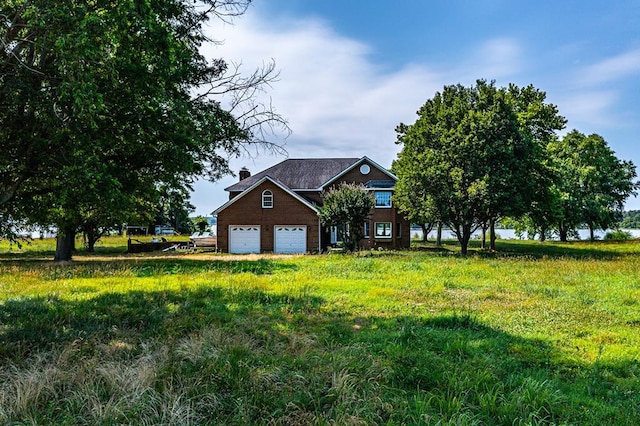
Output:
[0,238,639,424]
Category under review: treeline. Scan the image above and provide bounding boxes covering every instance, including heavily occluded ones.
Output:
[619,210,640,229]
[393,80,639,254]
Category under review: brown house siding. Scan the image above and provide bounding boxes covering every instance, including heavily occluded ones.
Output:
[362,208,411,250]
[320,161,411,250]
[217,181,320,253]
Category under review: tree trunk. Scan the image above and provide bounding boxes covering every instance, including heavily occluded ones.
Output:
[559,225,568,242]
[54,226,75,262]
[83,224,103,253]
[458,224,471,256]
[539,225,546,242]
[86,229,97,252]
[436,222,442,247]
[421,223,429,242]
[460,233,470,256]
[480,224,487,250]
[489,218,497,251]
[589,225,595,242]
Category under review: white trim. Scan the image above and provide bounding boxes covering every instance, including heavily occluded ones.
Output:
[213,176,318,215]
[374,222,393,239]
[373,190,393,208]
[262,189,273,208]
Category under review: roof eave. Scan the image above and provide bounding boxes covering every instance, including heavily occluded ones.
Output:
[320,156,397,189]
[213,176,319,216]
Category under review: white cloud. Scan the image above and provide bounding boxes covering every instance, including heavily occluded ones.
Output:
[466,37,523,80]
[192,15,525,215]
[579,48,640,86]
[551,48,640,132]
[201,14,445,161]
[555,90,619,128]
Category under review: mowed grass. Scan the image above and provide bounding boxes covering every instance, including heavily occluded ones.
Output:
[0,237,639,424]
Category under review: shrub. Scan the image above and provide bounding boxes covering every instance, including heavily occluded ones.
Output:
[604,230,632,241]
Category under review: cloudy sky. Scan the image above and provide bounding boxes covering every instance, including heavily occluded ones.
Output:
[192,0,640,215]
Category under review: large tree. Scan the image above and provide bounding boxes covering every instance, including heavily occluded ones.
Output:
[548,131,638,241]
[499,84,566,245]
[1,0,286,260]
[394,81,563,254]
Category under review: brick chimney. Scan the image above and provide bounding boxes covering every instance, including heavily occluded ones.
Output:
[239,167,251,181]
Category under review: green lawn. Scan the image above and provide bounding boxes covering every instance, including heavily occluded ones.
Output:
[0,238,639,424]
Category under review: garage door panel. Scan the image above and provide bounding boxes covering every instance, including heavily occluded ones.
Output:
[229,226,260,254]
[275,226,306,254]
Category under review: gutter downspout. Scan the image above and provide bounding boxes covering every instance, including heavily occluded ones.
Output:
[317,217,322,253]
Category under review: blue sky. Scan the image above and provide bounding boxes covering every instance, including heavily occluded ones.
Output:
[192,0,640,215]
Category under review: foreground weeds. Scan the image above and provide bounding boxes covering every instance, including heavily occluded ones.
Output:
[0,238,639,424]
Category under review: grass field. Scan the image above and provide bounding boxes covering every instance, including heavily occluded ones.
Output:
[0,237,639,425]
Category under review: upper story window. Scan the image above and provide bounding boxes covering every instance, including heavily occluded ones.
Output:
[262,190,273,208]
[374,191,392,208]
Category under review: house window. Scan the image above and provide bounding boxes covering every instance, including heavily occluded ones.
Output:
[375,222,392,238]
[330,224,346,244]
[364,221,370,238]
[262,190,273,208]
[374,191,392,208]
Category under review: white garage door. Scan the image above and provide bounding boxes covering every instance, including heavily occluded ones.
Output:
[274,226,307,254]
[229,226,260,254]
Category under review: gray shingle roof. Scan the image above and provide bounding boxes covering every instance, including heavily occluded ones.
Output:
[225,158,361,192]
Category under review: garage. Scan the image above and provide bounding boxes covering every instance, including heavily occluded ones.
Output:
[274,226,307,254]
[228,226,260,254]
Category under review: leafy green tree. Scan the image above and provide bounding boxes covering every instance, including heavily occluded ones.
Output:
[1,0,286,260]
[79,178,160,252]
[318,184,375,252]
[394,81,563,254]
[619,210,640,229]
[549,131,638,241]
[392,158,439,242]
[192,216,211,233]
[154,185,195,235]
[501,85,567,244]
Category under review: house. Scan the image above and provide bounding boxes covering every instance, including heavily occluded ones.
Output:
[213,156,411,254]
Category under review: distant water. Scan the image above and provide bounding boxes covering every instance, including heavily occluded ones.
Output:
[411,228,640,241]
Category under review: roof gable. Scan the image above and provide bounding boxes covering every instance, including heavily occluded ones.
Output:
[214,175,319,215]
[321,156,397,189]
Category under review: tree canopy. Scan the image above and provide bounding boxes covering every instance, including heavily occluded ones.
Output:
[394,80,565,254]
[395,80,637,250]
[318,184,375,252]
[547,130,638,241]
[619,210,640,229]
[1,0,286,260]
